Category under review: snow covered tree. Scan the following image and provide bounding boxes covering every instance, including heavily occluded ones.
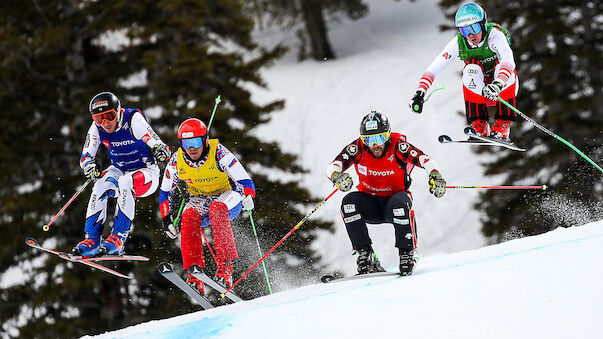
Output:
[246,0,368,60]
[0,1,332,337]
[439,0,603,241]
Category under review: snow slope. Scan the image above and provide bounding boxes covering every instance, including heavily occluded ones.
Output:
[249,0,490,275]
[87,220,603,339]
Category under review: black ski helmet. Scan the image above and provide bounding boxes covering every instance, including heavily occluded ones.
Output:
[360,111,390,135]
[89,92,123,126]
[359,111,391,147]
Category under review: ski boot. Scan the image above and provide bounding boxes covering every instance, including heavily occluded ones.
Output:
[186,273,205,294]
[215,261,234,287]
[399,249,417,276]
[71,234,101,256]
[490,119,511,141]
[98,230,128,256]
[356,246,385,275]
[470,119,491,137]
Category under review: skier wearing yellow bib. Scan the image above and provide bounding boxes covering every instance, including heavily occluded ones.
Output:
[158,118,255,292]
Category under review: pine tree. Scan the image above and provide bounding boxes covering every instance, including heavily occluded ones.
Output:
[0,1,333,337]
[246,0,368,60]
[438,0,603,241]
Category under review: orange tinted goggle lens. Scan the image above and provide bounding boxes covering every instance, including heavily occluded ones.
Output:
[92,109,118,125]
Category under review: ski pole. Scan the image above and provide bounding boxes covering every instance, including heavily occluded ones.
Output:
[206,95,222,131]
[447,185,548,190]
[221,188,339,297]
[424,85,445,103]
[248,210,273,294]
[43,178,93,231]
[498,97,603,173]
[172,199,186,229]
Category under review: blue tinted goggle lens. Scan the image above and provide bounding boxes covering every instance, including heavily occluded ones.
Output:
[361,132,389,146]
[181,137,204,149]
[459,23,482,37]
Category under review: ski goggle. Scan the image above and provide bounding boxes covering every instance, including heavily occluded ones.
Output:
[91,109,118,125]
[361,131,390,146]
[459,23,482,37]
[181,136,205,149]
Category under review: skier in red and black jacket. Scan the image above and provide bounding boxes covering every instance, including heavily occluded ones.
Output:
[325,111,446,276]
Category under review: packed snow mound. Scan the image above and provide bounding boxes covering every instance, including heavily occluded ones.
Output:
[86,220,603,339]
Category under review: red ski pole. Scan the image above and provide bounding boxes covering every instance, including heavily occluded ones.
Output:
[221,188,339,297]
[43,178,93,231]
[446,185,548,190]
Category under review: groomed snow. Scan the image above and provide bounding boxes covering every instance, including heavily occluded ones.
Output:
[87,220,603,339]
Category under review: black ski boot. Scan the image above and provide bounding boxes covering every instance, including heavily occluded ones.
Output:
[356,246,385,275]
[399,249,416,276]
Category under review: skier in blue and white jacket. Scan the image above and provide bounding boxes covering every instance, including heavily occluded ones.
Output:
[72,92,170,256]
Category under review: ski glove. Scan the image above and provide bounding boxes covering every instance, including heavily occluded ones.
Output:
[153,143,171,163]
[482,80,504,101]
[172,180,190,213]
[428,170,446,198]
[331,172,353,192]
[162,215,179,239]
[83,159,101,181]
[409,90,426,114]
[241,195,254,211]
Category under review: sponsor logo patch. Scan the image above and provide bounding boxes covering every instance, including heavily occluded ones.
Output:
[405,233,413,239]
[357,164,367,176]
[368,169,394,176]
[393,218,410,225]
[343,204,356,213]
[182,132,194,138]
[365,121,378,130]
[344,214,361,223]
[92,100,108,110]
[393,208,406,216]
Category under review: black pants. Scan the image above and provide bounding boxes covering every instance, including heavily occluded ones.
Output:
[340,191,416,252]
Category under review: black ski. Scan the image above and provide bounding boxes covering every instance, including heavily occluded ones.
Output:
[157,262,214,309]
[320,271,401,284]
[189,264,243,303]
[463,127,525,152]
[26,237,148,279]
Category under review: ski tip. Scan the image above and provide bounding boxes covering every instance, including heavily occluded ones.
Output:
[438,135,453,143]
[464,127,477,135]
[190,264,202,272]
[320,274,336,283]
[220,293,226,298]
[157,262,174,273]
[25,237,38,247]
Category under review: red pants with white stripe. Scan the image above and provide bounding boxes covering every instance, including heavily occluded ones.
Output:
[462,62,519,123]
[180,201,238,270]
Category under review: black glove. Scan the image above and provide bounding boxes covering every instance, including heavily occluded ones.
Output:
[153,143,171,163]
[331,172,353,192]
[171,180,190,212]
[409,90,426,113]
[428,170,446,198]
[162,215,179,239]
[83,159,102,181]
